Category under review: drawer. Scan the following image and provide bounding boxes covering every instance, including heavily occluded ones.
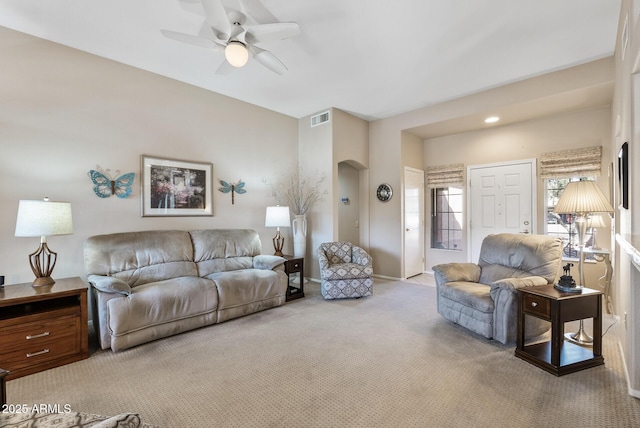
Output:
[285,259,302,273]
[0,315,80,354]
[0,335,80,371]
[523,293,551,319]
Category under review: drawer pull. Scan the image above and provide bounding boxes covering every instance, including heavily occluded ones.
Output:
[26,331,50,340]
[27,349,50,358]
[531,302,538,307]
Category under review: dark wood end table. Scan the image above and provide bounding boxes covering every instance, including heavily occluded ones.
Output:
[282,255,304,301]
[0,277,89,380]
[515,284,603,376]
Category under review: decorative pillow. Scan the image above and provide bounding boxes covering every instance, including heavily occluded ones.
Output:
[254,255,285,270]
[89,275,132,295]
[92,413,141,428]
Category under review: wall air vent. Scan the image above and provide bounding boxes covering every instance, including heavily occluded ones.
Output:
[311,111,330,127]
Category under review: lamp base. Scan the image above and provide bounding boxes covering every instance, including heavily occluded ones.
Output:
[28,241,58,288]
[32,276,55,287]
[564,320,593,347]
[272,230,284,257]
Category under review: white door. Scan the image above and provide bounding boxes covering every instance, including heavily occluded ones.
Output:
[468,160,535,263]
[404,167,425,278]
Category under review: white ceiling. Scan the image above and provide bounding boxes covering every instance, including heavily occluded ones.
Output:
[0,0,621,122]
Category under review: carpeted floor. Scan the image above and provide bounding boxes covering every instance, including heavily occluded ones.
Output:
[5,276,640,427]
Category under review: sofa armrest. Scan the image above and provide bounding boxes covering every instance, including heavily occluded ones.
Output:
[489,275,548,296]
[432,263,481,285]
[88,274,132,296]
[352,245,372,266]
[317,248,330,270]
[254,255,285,270]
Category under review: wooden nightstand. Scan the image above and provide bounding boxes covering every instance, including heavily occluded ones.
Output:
[515,284,603,376]
[282,255,304,301]
[0,277,89,380]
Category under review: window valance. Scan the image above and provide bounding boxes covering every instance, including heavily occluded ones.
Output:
[539,145,602,179]
[426,163,464,188]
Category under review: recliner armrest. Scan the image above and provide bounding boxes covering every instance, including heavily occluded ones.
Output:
[432,263,481,285]
[489,275,548,295]
[88,274,132,296]
[253,255,285,270]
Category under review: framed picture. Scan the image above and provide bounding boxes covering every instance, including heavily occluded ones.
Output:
[141,155,213,217]
[619,142,629,210]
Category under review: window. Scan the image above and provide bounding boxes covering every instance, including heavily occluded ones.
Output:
[546,178,595,260]
[431,187,463,251]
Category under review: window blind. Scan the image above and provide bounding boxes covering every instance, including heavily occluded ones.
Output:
[426,163,464,188]
[539,145,602,179]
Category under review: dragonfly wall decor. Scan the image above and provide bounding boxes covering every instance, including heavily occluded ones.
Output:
[218,179,246,204]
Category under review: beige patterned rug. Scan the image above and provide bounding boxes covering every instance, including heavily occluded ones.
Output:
[5,276,640,427]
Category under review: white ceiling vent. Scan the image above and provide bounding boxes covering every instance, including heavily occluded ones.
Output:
[311,111,330,127]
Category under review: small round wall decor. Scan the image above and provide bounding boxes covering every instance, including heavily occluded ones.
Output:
[376,183,393,202]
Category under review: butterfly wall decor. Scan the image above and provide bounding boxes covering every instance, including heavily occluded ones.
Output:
[218,179,246,204]
[88,166,135,198]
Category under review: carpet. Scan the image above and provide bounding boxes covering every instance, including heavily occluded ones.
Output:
[5,276,640,427]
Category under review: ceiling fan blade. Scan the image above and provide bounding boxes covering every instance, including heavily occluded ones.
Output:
[201,0,231,40]
[244,22,300,45]
[160,30,220,49]
[251,46,288,75]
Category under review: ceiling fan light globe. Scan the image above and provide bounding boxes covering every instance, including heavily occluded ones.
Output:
[225,41,249,67]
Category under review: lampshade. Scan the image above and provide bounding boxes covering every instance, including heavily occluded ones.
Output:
[586,214,606,229]
[15,198,73,287]
[553,180,614,215]
[225,41,249,67]
[15,199,73,237]
[265,206,291,228]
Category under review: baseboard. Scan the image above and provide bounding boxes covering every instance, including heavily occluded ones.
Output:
[618,340,640,398]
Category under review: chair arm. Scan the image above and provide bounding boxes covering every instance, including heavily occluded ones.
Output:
[317,247,330,270]
[88,274,132,296]
[432,263,481,285]
[352,245,372,266]
[253,255,285,270]
[489,276,548,296]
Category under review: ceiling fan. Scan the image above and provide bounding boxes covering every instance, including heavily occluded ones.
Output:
[161,0,300,75]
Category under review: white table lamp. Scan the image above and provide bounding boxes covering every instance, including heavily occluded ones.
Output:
[265,206,290,256]
[15,198,73,286]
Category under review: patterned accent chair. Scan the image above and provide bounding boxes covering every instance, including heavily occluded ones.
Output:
[318,242,373,299]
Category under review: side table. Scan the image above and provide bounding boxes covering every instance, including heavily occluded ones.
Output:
[282,255,304,301]
[515,284,603,376]
[0,277,89,380]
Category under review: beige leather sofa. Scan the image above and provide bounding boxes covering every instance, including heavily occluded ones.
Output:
[85,229,287,352]
[433,233,563,344]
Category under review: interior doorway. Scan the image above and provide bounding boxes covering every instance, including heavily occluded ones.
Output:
[404,167,425,278]
[338,162,360,245]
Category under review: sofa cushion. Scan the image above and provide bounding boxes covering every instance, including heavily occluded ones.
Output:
[107,277,218,337]
[84,230,197,287]
[209,269,285,311]
[321,262,373,280]
[191,229,262,276]
[477,233,563,283]
[479,264,534,285]
[437,281,494,313]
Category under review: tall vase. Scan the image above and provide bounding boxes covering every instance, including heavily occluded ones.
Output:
[292,214,307,259]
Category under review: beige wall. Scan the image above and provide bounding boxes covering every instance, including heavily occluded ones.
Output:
[369,59,614,279]
[1,28,298,286]
[424,106,613,286]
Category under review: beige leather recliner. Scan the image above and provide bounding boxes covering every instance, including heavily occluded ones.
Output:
[432,233,563,344]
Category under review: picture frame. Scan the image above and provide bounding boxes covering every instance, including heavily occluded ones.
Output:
[141,155,213,217]
[619,142,629,210]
